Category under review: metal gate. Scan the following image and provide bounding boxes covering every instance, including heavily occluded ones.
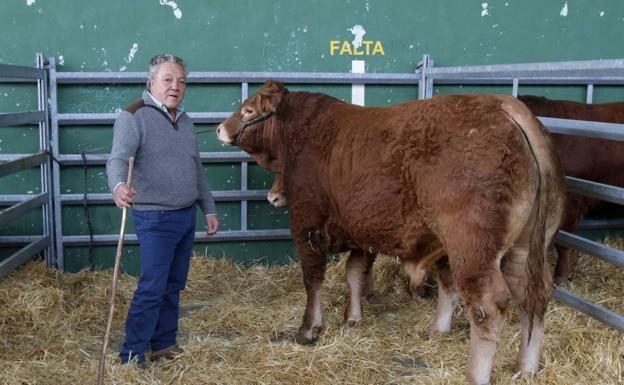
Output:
[47,58,422,271]
[0,53,53,277]
[2,53,623,332]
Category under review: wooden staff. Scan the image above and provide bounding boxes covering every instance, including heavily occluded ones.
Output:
[97,156,135,385]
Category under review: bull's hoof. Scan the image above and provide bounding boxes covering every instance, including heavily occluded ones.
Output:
[295,326,320,345]
[345,317,362,327]
[429,327,450,339]
[409,285,426,298]
[553,273,571,286]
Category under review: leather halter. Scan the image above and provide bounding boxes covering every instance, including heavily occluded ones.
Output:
[233,110,274,146]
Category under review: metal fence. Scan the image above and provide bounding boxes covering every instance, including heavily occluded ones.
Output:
[420,55,624,332]
[2,54,623,331]
[0,54,53,277]
[47,58,423,271]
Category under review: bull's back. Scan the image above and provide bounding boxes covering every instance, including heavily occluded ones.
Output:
[319,94,543,253]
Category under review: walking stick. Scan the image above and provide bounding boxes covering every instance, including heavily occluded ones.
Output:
[97,156,134,385]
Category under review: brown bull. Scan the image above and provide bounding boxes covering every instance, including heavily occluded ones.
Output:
[270,95,624,287]
[518,95,624,284]
[217,80,565,384]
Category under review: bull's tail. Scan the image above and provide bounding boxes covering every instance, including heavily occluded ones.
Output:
[498,96,562,342]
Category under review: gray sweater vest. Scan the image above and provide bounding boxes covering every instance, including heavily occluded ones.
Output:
[106,92,216,215]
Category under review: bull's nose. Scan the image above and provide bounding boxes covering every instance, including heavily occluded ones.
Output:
[216,125,221,136]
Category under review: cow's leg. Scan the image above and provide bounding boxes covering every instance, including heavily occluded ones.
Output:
[363,259,375,299]
[553,245,571,286]
[344,249,375,326]
[553,197,585,285]
[430,257,459,337]
[502,244,550,375]
[403,258,428,297]
[295,243,327,344]
[403,245,444,298]
[450,251,509,385]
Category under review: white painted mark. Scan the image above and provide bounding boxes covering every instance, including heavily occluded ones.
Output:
[125,43,139,63]
[58,55,64,66]
[160,0,182,19]
[600,11,605,17]
[481,3,489,17]
[347,25,366,48]
[351,60,365,106]
[560,2,568,17]
[26,0,35,6]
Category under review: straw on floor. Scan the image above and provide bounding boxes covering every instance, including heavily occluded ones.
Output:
[0,239,622,385]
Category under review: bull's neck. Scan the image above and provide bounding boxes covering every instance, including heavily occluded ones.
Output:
[241,91,343,172]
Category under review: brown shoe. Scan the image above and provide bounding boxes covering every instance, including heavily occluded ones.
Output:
[150,345,184,362]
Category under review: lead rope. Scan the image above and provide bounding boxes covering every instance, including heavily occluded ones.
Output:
[80,151,95,270]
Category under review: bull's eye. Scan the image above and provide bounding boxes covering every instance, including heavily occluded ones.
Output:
[243,107,254,115]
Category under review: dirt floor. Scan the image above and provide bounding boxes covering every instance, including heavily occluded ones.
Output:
[0,242,622,385]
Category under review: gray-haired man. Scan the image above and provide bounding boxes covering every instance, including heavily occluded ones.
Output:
[106,54,219,365]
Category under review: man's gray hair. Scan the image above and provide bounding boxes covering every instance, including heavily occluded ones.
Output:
[147,54,188,80]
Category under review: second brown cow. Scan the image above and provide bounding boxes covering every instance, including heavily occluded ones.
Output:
[518,95,624,284]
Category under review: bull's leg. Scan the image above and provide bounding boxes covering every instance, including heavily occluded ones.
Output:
[295,249,327,344]
[553,244,572,285]
[430,257,459,337]
[502,243,550,375]
[344,249,375,326]
[553,199,585,285]
[403,258,428,298]
[452,259,510,385]
[403,245,444,298]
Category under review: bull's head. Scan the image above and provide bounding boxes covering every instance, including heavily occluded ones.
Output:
[216,80,287,148]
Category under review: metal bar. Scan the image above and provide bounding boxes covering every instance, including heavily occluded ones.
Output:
[564,176,624,205]
[577,219,624,230]
[241,162,248,231]
[0,236,50,278]
[0,63,46,80]
[37,52,54,268]
[55,71,422,85]
[425,58,624,78]
[0,235,43,245]
[59,190,270,205]
[0,194,39,205]
[62,229,292,246]
[553,286,624,332]
[0,111,46,127]
[57,151,253,165]
[57,112,231,125]
[49,57,64,270]
[423,78,624,86]
[0,152,47,178]
[0,193,48,226]
[555,230,624,269]
[540,117,624,142]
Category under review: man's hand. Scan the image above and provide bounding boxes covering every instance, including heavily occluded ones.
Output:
[205,215,219,236]
[113,183,136,209]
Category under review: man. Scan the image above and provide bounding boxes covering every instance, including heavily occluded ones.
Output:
[106,54,219,365]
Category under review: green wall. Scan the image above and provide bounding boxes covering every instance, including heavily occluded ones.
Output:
[1,1,623,272]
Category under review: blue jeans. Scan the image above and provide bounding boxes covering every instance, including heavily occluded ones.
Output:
[119,205,196,364]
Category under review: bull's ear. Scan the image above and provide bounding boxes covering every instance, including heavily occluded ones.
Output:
[261,79,288,112]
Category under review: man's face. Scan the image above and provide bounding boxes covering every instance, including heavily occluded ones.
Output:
[149,62,186,111]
